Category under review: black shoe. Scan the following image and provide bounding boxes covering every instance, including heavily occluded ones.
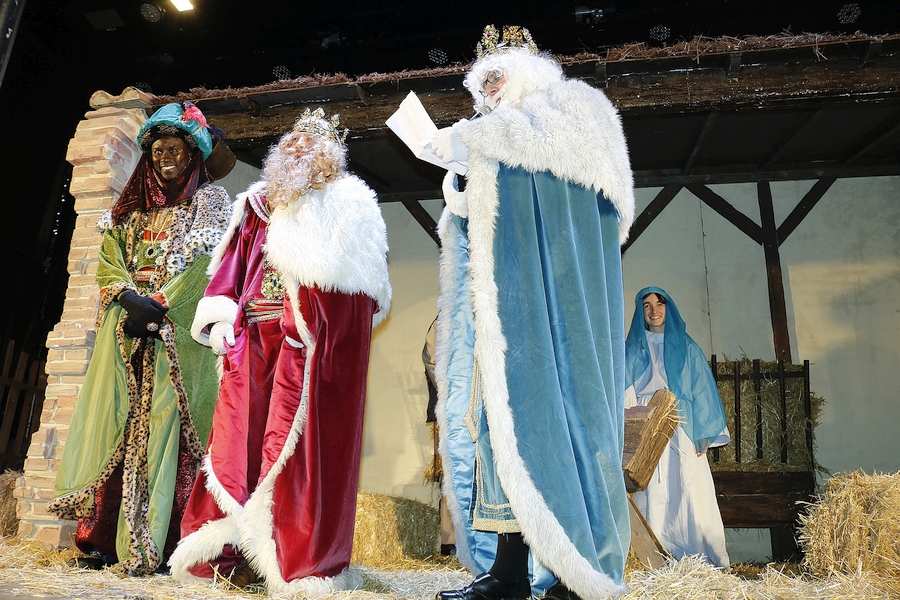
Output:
[436,572,531,600]
[67,556,106,570]
[229,560,261,588]
[541,582,582,600]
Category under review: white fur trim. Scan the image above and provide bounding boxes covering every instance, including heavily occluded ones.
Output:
[264,175,391,325]
[201,453,245,517]
[169,513,242,582]
[277,567,364,597]
[190,295,239,345]
[442,171,468,217]
[208,180,266,275]
[458,72,635,244]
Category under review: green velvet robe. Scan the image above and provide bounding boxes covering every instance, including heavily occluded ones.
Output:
[50,184,230,575]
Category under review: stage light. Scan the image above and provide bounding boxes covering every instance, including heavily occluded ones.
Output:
[171,0,194,11]
[837,3,861,24]
[428,48,448,65]
[574,5,604,25]
[650,24,671,42]
[273,65,291,80]
[140,3,165,23]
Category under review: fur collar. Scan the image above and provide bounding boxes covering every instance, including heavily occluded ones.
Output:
[207,180,267,275]
[265,175,391,324]
[459,78,635,242]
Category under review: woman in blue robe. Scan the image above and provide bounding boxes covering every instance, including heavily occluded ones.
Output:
[624,287,731,567]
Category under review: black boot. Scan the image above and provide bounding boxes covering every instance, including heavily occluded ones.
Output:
[436,572,531,600]
[542,581,582,600]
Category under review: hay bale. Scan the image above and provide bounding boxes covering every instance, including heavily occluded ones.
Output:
[0,470,20,537]
[798,470,900,579]
[352,492,440,568]
[711,357,825,473]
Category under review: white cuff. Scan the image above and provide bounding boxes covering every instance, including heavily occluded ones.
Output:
[442,170,468,218]
[191,295,239,345]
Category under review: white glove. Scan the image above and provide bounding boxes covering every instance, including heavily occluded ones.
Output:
[209,321,235,355]
[428,121,468,164]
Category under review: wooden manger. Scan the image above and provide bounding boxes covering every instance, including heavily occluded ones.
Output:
[708,356,821,561]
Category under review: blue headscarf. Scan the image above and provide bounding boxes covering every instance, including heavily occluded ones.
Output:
[624,286,727,452]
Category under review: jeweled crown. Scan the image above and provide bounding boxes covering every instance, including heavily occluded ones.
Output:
[475,25,539,58]
[291,107,348,145]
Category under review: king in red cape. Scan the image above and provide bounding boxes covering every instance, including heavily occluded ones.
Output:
[169,109,391,596]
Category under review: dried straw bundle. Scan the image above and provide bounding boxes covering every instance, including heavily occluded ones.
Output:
[711,358,824,473]
[798,470,900,584]
[351,492,441,568]
[622,390,679,493]
[2,537,900,599]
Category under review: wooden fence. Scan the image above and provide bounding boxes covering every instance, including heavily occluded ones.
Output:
[709,356,817,561]
[0,340,47,471]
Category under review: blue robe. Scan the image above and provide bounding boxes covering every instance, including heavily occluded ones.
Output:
[438,167,630,595]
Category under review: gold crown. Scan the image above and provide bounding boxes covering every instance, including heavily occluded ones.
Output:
[475,25,539,58]
[291,107,348,145]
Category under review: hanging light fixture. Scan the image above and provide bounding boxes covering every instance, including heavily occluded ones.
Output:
[170,0,194,11]
[139,3,165,23]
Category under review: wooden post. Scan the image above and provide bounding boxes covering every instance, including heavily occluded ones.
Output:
[757,181,792,362]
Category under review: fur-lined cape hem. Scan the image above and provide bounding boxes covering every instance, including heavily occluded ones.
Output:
[269,567,364,597]
[168,514,242,581]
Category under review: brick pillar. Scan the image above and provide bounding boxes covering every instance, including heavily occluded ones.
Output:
[15,88,154,546]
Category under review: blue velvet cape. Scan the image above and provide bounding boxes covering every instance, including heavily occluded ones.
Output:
[437,165,631,594]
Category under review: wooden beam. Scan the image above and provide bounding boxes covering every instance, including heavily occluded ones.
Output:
[685,184,763,244]
[634,163,900,187]
[758,181,792,362]
[621,184,682,253]
[760,109,826,169]
[840,108,900,166]
[401,199,441,247]
[682,111,719,175]
[777,177,837,244]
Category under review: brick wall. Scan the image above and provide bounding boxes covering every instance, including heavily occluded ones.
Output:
[15,89,152,546]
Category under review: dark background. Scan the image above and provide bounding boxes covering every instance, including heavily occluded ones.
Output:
[1,0,898,359]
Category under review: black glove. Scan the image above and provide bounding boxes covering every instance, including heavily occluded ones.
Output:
[118,290,168,338]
